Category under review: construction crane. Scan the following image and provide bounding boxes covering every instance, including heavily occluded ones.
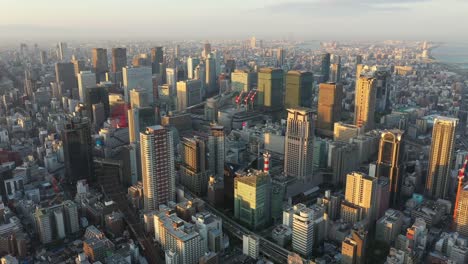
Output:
[454,155,468,222]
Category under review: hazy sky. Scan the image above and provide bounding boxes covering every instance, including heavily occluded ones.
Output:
[1,0,468,41]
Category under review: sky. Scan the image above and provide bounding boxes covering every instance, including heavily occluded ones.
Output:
[1,0,468,42]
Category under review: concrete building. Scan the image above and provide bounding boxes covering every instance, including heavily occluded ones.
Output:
[455,186,468,237]
[354,76,376,131]
[343,172,377,223]
[291,204,325,258]
[375,209,403,245]
[341,229,367,264]
[333,122,361,143]
[191,212,223,253]
[91,48,108,82]
[257,68,283,109]
[285,71,314,108]
[122,66,153,103]
[242,234,259,259]
[177,80,202,111]
[317,82,343,136]
[77,71,97,103]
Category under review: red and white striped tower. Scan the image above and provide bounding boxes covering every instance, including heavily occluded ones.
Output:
[263,151,271,174]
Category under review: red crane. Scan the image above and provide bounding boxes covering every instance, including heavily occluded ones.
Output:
[454,155,468,221]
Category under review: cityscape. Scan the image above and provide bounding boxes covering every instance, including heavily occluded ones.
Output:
[1,1,468,264]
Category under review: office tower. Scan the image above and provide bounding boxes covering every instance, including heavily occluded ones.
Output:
[209,126,225,178]
[455,186,468,237]
[285,71,314,108]
[376,130,404,206]
[284,108,314,182]
[62,116,94,185]
[150,47,164,74]
[154,209,204,264]
[34,201,80,244]
[321,53,331,83]
[174,44,180,58]
[128,107,156,157]
[176,80,202,111]
[344,172,377,222]
[187,57,200,80]
[129,89,150,109]
[292,204,325,258]
[111,48,127,73]
[250,36,256,49]
[203,43,211,58]
[58,42,68,61]
[375,209,403,245]
[257,68,284,109]
[231,70,255,92]
[71,57,85,76]
[277,48,285,67]
[354,76,376,131]
[40,50,47,64]
[329,63,341,83]
[166,67,177,94]
[234,170,271,229]
[205,55,217,96]
[333,122,361,143]
[374,69,390,112]
[356,55,363,65]
[91,48,108,82]
[77,71,97,103]
[122,66,153,103]
[85,87,110,122]
[24,70,37,97]
[140,126,175,210]
[341,229,367,264]
[180,136,210,196]
[425,117,458,199]
[316,82,343,136]
[55,62,77,97]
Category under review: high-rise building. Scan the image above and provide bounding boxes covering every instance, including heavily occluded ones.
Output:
[122,66,153,103]
[234,170,271,229]
[354,76,376,131]
[177,80,202,111]
[187,57,200,80]
[140,126,175,210]
[375,209,403,245]
[317,82,343,136]
[34,201,80,244]
[333,122,361,143]
[111,48,127,73]
[151,47,164,74]
[376,130,404,206]
[180,136,210,196]
[231,70,256,93]
[58,42,68,61]
[277,48,285,67]
[208,126,225,178]
[71,57,85,76]
[320,53,331,83]
[344,171,377,222]
[91,48,108,82]
[77,71,97,103]
[62,116,94,184]
[291,204,325,258]
[425,117,458,199]
[285,71,314,108]
[85,87,110,122]
[284,108,314,182]
[250,36,256,49]
[203,43,211,58]
[129,89,151,109]
[257,68,284,109]
[205,56,217,96]
[55,62,77,97]
[341,229,368,264]
[455,186,468,237]
[329,63,341,83]
[128,107,156,144]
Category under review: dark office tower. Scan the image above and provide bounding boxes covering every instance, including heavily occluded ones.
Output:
[94,158,123,187]
[111,48,127,73]
[85,87,110,122]
[374,69,391,113]
[225,59,236,75]
[317,82,343,136]
[24,70,37,98]
[425,117,458,199]
[180,136,209,196]
[55,62,77,97]
[203,43,211,58]
[71,57,85,76]
[62,115,94,185]
[257,68,284,109]
[285,71,314,108]
[458,84,468,135]
[329,63,341,83]
[209,126,225,178]
[276,48,285,67]
[91,48,108,82]
[205,56,217,96]
[356,55,363,65]
[151,47,164,74]
[376,130,404,207]
[175,45,180,58]
[40,51,47,64]
[321,53,331,83]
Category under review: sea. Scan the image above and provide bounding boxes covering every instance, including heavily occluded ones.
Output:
[432,42,468,69]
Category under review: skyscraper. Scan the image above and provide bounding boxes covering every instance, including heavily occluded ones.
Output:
[151,47,164,74]
[180,136,210,196]
[203,43,211,58]
[231,70,255,93]
[284,108,314,182]
[205,55,217,96]
[77,71,97,103]
[122,66,153,103]
[425,117,458,199]
[354,76,376,131]
[140,126,175,210]
[455,186,468,237]
[128,107,156,144]
[91,48,108,82]
[344,172,377,222]
[62,116,94,185]
[58,42,68,61]
[317,82,343,136]
[55,62,77,97]
[321,53,331,83]
[111,48,127,73]
[285,71,314,108]
[257,68,284,109]
[277,48,285,67]
[329,63,341,83]
[187,57,200,80]
[341,229,368,264]
[176,80,202,111]
[376,130,404,207]
[291,204,325,258]
[209,126,225,178]
[85,87,110,122]
[71,57,85,76]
